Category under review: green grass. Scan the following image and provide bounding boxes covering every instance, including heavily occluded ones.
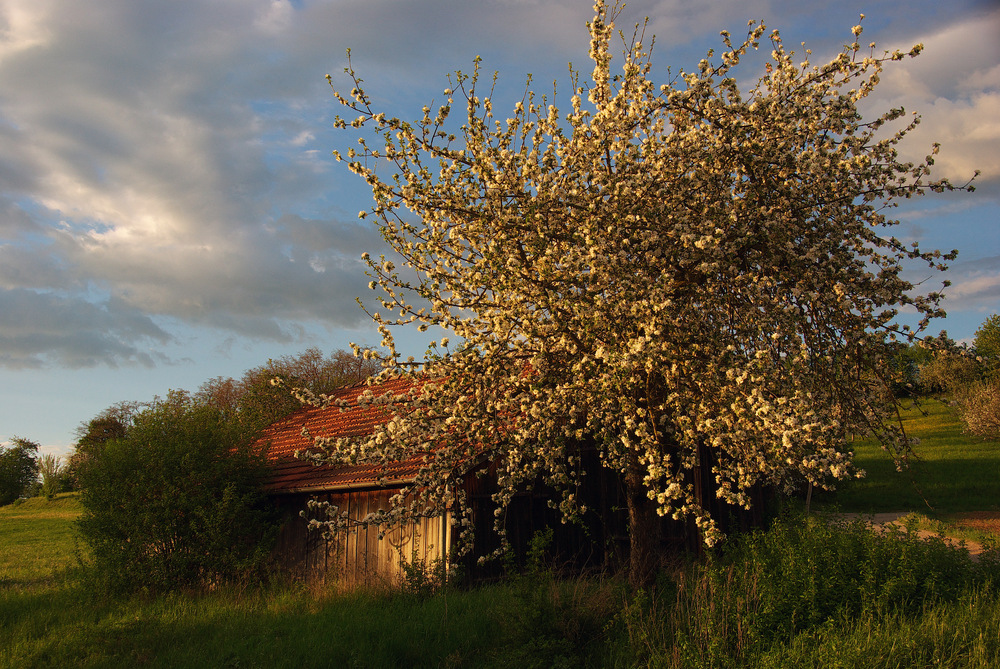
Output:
[815,399,1000,514]
[0,494,85,586]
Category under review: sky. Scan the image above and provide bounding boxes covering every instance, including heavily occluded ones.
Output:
[0,0,997,458]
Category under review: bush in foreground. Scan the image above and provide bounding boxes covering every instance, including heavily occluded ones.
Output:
[76,392,277,593]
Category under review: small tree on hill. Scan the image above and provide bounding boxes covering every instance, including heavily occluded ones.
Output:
[37,454,67,499]
[318,1,973,585]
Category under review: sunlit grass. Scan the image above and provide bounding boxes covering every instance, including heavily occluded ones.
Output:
[0,493,84,586]
[815,400,1000,514]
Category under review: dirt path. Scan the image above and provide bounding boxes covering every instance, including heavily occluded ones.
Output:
[830,511,996,561]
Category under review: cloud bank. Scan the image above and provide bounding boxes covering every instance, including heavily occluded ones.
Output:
[0,0,996,369]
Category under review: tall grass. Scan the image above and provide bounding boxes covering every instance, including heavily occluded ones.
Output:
[612,514,1000,668]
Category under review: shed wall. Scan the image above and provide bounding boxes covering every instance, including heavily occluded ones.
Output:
[273,489,451,588]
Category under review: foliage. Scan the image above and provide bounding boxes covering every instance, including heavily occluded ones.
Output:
[67,400,141,488]
[65,347,378,488]
[973,314,1000,376]
[918,348,983,395]
[195,346,382,431]
[315,0,972,583]
[75,392,277,593]
[4,499,998,668]
[0,437,39,507]
[956,378,1000,441]
[37,454,69,500]
[887,342,933,396]
[613,515,1000,668]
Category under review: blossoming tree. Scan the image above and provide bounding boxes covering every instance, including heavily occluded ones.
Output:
[314,1,973,584]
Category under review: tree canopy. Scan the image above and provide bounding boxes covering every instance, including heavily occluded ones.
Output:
[317,1,973,583]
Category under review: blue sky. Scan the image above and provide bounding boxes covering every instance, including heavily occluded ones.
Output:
[1,0,997,457]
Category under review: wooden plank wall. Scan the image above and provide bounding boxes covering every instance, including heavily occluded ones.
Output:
[272,488,451,589]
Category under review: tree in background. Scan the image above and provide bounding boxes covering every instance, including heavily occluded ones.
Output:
[68,347,378,481]
[319,1,973,585]
[76,392,276,592]
[196,346,382,431]
[917,334,983,395]
[37,454,68,499]
[973,314,1000,378]
[66,400,141,489]
[0,437,40,506]
[887,342,934,397]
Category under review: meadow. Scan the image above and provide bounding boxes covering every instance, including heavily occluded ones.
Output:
[2,401,999,668]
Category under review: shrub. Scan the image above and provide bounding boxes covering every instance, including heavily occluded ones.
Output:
[76,393,278,592]
[956,378,1000,440]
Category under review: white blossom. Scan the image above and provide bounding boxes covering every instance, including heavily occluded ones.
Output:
[311,0,972,561]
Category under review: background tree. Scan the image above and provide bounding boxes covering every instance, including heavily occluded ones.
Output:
[67,347,378,487]
[66,400,141,489]
[316,0,973,585]
[972,314,1000,378]
[37,454,68,500]
[76,392,276,592]
[917,345,983,396]
[887,342,934,397]
[0,436,40,506]
[196,346,382,431]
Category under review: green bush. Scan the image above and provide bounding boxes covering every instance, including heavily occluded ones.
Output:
[76,393,278,593]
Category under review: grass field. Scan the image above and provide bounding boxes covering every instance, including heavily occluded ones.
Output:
[0,494,84,586]
[814,399,1000,515]
[1,406,999,668]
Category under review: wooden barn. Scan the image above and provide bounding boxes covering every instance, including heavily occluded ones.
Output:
[258,377,767,588]
[256,377,632,587]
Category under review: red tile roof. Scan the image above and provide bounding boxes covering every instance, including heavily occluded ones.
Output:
[257,376,425,494]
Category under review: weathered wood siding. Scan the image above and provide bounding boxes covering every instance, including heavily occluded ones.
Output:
[273,488,451,588]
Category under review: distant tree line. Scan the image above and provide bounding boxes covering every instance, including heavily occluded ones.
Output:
[0,436,74,506]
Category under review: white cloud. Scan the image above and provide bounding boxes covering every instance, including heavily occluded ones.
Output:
[865,7,1000,194]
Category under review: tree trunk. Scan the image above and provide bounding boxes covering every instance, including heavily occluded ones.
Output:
[625,458,661,589]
